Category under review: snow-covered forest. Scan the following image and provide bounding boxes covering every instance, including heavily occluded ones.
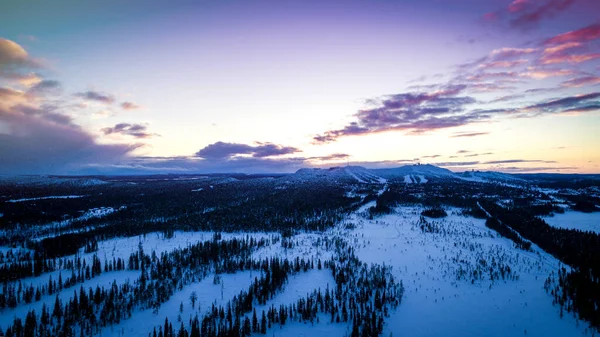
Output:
[0,166,599,336]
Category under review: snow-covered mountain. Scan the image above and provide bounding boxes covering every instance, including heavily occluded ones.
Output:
[373,164,456,183]
[293,166,386,184]
[292,164,528,185]
[458,170,525,183]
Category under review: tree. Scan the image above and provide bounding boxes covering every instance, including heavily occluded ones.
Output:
[260,311,267,334]
[252,309,258,332]
[190,291,198,309]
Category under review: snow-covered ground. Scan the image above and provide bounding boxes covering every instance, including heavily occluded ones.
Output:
[5,195,85,203]
[542,211,600,234]
[1,203,596,336]
[346,206,589,337]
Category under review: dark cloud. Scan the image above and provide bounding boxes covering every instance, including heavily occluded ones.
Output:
[457,150,471,154]
[313,85,480,143]
[195,141,301,159]
[101,123,158,139]
[434,161,480,167]
[526,92,600,110]
[510,0,576,29]
[12,104,74,126]
[562,104,600,113]
[0,103,139,175]
[74,91,115,104]
[451,132,489,138]
[463,152,494,158]
[484,0,578,29]
[561,76,600,87]
[306,153,350,161]
[27,80,61,95]
[121,101,140,110]
[484,159,556,164]
[421,154,441,159]
[493,166,578,172]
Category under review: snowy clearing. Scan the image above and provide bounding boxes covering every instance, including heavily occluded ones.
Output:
[542,211,600,234]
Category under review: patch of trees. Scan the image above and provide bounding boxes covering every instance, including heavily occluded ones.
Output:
[1,236,270,337]
[34,234,96,258]
[572,200,598,213]
[369,189,403,216]
[421,207,447,218]
[0,254,120,310]
[545,267,600,329]
[168,237,404,337]
[484,218,531,251]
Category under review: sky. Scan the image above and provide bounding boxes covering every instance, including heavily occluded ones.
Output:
[0,0,599,175]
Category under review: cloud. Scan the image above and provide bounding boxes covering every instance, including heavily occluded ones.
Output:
[540,52,600,64]
[490,47,537,60]
[0,97,139,174]
[543,41,583,55]
[526,92,600,110]
[451,131,489,138]
[521,67,576,79]
[421,154,441,159]
[434,161,480,167]
[464,152,494,158]
[306,153,350,161]
[511,0,576,28]
[0,37,40,70]
[27,79,61,95]
[491,166,578,172]
[2,72,42,87]
[74,90,115,104]
[561,76,600,87]
[483,159,556,164]
[562,104,600,114]
[12,104,74,126]
[0,38,44,88]
[101,123,158,139]
[313,85,480,143]
[484,0,578,29]
[195,141,301,159]
[121,101,140,110]
[544,23,600,45]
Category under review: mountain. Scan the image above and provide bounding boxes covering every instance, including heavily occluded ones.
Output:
[372,164,456,178]
[457,170,525,183]
[293,166,386,184]
[293,164,529,185]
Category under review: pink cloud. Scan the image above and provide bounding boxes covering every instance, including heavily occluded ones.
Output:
[481,60,529,69]
[543,42,583,55]
[544,23,600,45]
[561,76,600,87]
[521,67,576,79]
[540,52,600,64]
[508,0,529,13]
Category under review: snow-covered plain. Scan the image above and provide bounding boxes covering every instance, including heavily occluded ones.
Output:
[542,211,600,234]
[6,195,85,203]
[1,204,596,336]
[348,206,588,337]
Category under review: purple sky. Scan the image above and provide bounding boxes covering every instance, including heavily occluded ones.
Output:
[0,0,599,174]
